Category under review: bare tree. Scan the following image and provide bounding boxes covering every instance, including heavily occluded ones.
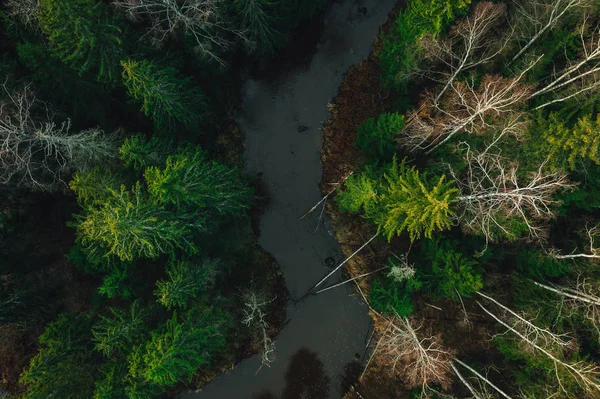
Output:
[420,2,509,102]
[550,224,600,260]
[452,358,514,399]
[0,84,119,191]
[477,292,600,398]
[531,16,600,108]
[400,61,537,154]
[451,147,574,244]
[241,290,276,372]
[5,0,40,31]
[376,315,455,398]
[533,278,600,338]
[112,0,248,66]
[510,0,587,63]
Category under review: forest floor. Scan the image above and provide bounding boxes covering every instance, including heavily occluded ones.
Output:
[320,4,505,398]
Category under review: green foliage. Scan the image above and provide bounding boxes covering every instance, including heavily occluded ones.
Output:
[543,113,600,170]
[120,135,172,170]
[98,263,136,299]
[494,333,584,398]
[417,237,483,301]
[20,313,97,399]
[16,41,113,126]
[144,148,254,217]
[73,182,197,262]
[516,248,571,279]
[121,59,207,133]
[92,300,149,357]
[355,113,404,159]
[39,0,124,83]
[93,361,128,399]
[380,0,471,88]
[336,170,378,214]
[337,159,458,241]
[376,160,458,241]
[134,310,228,386]
[155,258,219,309]
[234,0,284,55]
[370,272,422,317]
[70,168,122,205]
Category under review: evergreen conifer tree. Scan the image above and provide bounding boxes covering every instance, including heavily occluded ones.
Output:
[121,60,207,133]
[39,0,124,83]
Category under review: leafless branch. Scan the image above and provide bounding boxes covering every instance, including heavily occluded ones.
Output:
[112,0,249,66]
[451,146,573,245]
[241,290,276,372]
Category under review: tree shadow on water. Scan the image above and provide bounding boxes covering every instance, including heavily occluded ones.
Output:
[252,347,330,399]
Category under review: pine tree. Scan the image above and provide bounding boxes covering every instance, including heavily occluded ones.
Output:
[120,134,172,170]
[374,159,458,241]
[138,311,227,386]
[20,313,97,399]
[39,0,124,83]
[380,0,471,88]
[337,159,458,241]
[92,300,149,357]
[69,168,122,205]
[356,113,404,159]
[234,0,284,54]
[144,147,254,217]
[418,237,482,301]
[336,171,378,214]
[73,182,197,262]
[155,258,219,309]
[121,59,207,132]
[543,113,600,169]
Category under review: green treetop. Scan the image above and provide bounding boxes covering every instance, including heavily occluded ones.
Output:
[131,311,227,386]
[19,313,97,399]
[121,59,207,133]
[377,161,458,241]
[73,182,197,262]
[544,113,600,169]
[92,300,149,357]
[39,0,124,83]
[155,258,219,309]
[338,159,458,241]
[144,148,254,218]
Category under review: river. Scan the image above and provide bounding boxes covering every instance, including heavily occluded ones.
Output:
[181,0,395,397]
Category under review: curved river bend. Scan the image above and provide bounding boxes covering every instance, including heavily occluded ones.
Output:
[182,1,395,397]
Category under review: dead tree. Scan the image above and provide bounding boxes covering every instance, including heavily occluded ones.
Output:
[112,0,249,66]
[533,278,600,338]
[452,358,514,399]
[531,16,600,108]
[420,2,508,102]
[510,0,587,63]
[5,0,40,30]
[241,290,276,371]
[400,61,537,154]
[550,225,600,260]
[0,84,119,190]
[477,292,600,398]
[376,315,455,398]
[479,114,529,156]
[451,147,574,244]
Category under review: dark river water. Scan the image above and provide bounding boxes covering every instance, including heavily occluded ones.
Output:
[181,0,396,397]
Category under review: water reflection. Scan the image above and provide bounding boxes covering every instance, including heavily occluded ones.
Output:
[253,348,330,399]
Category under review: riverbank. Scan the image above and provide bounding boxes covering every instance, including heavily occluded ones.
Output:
[320,3,506,398]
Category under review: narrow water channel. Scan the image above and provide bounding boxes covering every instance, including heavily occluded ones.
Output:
[182,1,395,397]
